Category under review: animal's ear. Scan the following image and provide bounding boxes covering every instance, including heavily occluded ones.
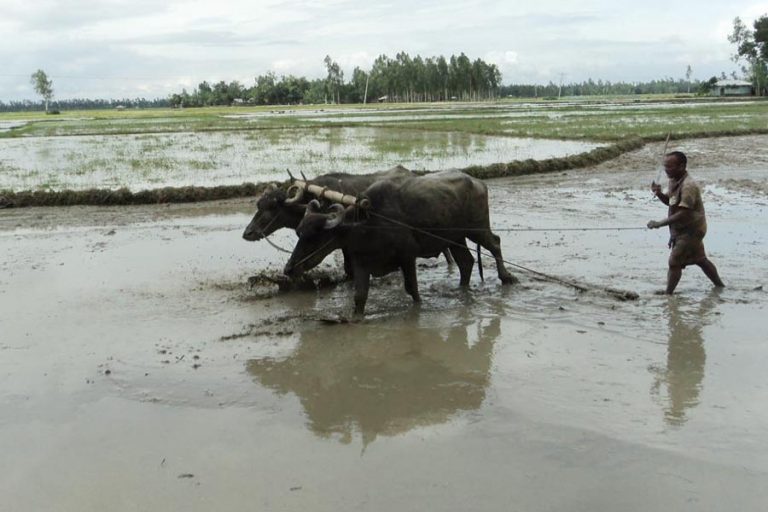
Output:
[258,182,279,201]
[305,199,322,217]
[323,204,346,230]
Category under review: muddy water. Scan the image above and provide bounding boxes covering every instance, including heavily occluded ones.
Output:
[1,136,767,511]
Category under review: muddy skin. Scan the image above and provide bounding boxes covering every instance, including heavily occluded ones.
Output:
[1,135,767,511]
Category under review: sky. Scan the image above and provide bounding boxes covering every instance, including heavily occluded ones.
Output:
[1,0,767,101]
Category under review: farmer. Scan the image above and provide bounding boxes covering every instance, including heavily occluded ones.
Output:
[647,151,724,294]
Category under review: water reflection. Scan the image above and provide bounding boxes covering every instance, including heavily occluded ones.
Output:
[651,290,721,426]
[246,310,500,446]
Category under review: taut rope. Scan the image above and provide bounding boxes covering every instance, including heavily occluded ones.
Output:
[366,210,638,300]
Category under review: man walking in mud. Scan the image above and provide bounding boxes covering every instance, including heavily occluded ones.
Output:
[647,151,724,294]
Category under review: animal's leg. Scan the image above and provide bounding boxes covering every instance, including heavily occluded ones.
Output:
[401,259,421,303]
[352,263,371,318]
[468,231,518,285]
[449,241,474,287]
[442,248,455,267]
[342,248,354,280]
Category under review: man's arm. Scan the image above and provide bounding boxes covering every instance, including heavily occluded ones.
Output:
[651,182,669,205]
[648,207,693,229]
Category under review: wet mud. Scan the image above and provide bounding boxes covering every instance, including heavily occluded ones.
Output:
[1,135,768,511]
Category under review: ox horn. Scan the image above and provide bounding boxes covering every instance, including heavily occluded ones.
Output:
[300,171,308,182]
[284,184,305,205]
[287,169,296,181]
[323,204,346,230]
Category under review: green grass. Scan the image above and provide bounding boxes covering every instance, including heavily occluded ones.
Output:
[2,95,768,206]
[3,96,766,141]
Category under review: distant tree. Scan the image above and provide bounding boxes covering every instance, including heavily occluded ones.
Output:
[698,76,718,95]
[30,69,54,113]
[252,73,277,104]
[196,81,213,106]
[323,55,344,104]
[685,65,693,93]
[349,67,369,103]
[729,15,768,95]
[303,79,327,104]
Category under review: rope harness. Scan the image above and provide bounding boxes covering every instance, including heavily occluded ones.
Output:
[364,210,638,300]
[288,237,339,271]
[367,211,595,293]
[256,215,295,254]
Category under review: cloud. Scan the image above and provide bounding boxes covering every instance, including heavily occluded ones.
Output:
[0,0,758,101]
[486,51,519,66]
[0,0,168,32]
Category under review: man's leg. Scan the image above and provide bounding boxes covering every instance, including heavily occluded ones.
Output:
[697,258,725,288]
[666,265,683,294]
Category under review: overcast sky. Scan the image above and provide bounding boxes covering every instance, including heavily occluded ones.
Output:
[1,0,767,101]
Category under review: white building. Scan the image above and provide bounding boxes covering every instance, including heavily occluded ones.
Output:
[711,79,753,97]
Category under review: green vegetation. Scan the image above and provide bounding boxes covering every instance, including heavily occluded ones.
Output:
[3,97,768,141]
[2,96,768,207]
[29,70,54,113]
[5,51,739,114]
[168,52,503,107]
[729,14,768,95]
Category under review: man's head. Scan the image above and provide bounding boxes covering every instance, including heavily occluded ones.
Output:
[663,151,687,179]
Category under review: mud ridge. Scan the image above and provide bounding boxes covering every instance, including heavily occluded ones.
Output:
[5,129,768,208]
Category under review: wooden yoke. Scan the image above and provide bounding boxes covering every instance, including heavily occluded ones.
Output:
[288,180,361,207]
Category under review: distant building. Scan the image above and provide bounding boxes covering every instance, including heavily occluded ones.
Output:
[711,79,753,97]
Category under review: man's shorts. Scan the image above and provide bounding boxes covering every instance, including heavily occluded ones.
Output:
[669,234,707,268]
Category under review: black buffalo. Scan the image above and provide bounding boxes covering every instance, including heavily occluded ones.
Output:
[243,165,453,277]
[242,165,413,242]
[284,170,518,317]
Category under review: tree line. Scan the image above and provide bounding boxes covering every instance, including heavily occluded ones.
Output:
[501,76,728,98]
[0,96,169,113]
[168,52,504,107]
[3,76,724,113]
[13,22,768,114]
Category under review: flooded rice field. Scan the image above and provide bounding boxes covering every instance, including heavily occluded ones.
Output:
[0,127,602,192]
[1,135,767,511]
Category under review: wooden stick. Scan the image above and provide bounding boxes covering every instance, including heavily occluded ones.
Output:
[292,180,359,206]
[654,133,672,185]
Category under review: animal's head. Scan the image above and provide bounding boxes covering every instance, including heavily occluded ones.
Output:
[242,183,306,241]
[283,200,357,276]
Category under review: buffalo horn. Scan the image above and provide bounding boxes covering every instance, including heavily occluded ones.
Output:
[284,184,305,205]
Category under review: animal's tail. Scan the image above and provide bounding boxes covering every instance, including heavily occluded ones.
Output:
[476,243,484,281]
